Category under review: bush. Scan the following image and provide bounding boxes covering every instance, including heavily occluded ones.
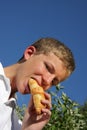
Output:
[43,85,85,130]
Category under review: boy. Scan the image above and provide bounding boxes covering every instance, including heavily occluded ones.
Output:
[0,37,75,130]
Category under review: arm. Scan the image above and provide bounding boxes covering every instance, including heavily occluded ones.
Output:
[21,92,51,130]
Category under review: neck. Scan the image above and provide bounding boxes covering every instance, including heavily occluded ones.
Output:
[4,63,20,96]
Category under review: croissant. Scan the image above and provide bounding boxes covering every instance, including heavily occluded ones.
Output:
[29,78,46,114]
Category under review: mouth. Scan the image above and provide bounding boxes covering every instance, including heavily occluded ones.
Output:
[30,77,40,86]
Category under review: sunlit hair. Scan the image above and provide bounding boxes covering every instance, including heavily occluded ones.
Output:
[18,37,75,76]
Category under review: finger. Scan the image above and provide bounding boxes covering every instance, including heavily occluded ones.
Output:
[35,109,51,123]
[41,99,52,109]
[44,92,51,103]
[42,108,51,118]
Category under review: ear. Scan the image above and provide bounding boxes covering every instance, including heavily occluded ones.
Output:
[23,46,36,60]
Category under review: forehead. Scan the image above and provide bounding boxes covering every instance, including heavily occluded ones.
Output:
[42,53,68,82]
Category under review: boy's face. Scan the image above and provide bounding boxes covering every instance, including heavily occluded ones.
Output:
[15,52,68,94]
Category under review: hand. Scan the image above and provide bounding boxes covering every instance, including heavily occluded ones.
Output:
[22,92,52,130]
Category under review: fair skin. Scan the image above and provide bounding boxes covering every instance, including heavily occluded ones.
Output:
[4,46,68,130]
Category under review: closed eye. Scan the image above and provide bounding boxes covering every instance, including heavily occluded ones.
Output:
[44,62,54,74]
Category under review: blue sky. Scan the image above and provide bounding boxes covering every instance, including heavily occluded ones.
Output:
[0,0,87,106]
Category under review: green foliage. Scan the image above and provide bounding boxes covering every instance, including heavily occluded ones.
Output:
[43,84,85,130]
[16,84,87,130]
[15,104,26,121]
[79,102,87,130]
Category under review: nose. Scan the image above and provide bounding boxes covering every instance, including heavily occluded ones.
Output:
[42,74,55,90]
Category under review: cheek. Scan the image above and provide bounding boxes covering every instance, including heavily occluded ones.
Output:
[34,63,46,74]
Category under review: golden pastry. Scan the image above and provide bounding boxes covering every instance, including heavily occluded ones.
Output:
[29,78,46,114]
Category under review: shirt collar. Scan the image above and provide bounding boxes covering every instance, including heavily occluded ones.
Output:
[0,62,5,76]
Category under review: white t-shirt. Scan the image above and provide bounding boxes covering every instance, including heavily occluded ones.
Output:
[0,63,22,130]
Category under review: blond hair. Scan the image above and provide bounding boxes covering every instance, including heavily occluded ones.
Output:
[32,38,75,75]
[19,37,75,76]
